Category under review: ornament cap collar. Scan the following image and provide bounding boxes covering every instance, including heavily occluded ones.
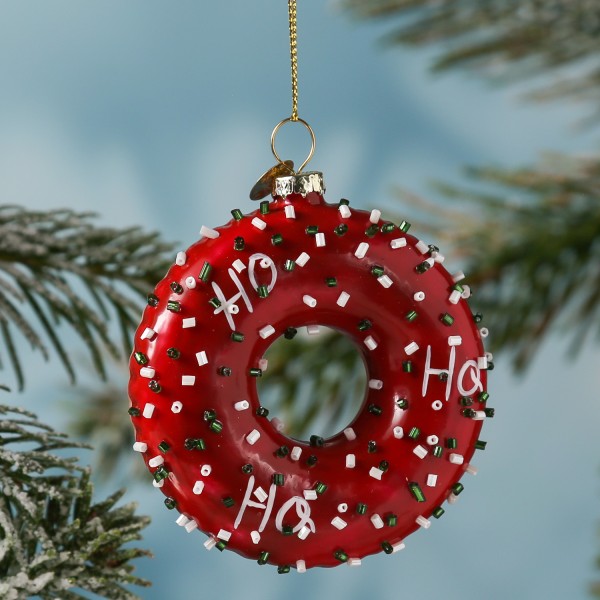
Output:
[273,171,325,200]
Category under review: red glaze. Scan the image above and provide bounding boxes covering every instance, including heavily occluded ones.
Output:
[128,188,489,570]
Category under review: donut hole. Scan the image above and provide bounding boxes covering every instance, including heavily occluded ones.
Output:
[256,326,367,440]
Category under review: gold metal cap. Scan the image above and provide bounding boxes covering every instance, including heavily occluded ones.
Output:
[273,171,325,199]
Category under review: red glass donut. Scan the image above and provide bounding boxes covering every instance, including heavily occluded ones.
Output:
[128,175,490,571]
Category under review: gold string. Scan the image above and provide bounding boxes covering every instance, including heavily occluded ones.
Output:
[288,0,299,121]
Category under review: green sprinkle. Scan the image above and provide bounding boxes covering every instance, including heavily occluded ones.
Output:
[199,262,212,282]
[158,440,170,453]
[166,347,180,359]
[271,233,283,246]
[310,435,324,448]
[339,198,350,206]
[284,327,297,339]
[170,282,183,294]
[209,297,221,308]
[368,403,382,416]
[133,352,148,365]
[357,319,372,331]
[473,312,484,323]
[460,396,473,406]
[386,514,397,527]
[275,446,289,458]
[283,259,295,271]
[356,503,367,515]
[398,220,411,233]
[408,481,426,502]
[148,380,161,393]
[272,473,285,486]
[452,483,464,495]
[371,265,385,277]
[479,391,490,403]
[334,550,348,563]
[405,310,418,322]
[428,244,439,255]
[147,293,159,307]
[260,200,270,215]
[277,565,290,574]
[446,437,457,449]
[257,285,269,298]
[218,366,232,376]
[255,406,269,417]
[242,463,253,474]
[249,368,263,377]
[216,540,228,552]
[282,525,293,536]
[365,224,378,237]
[325,277,337,287]
[368,440,377,453]
[128,407,140,417]
[441,313,455,326]
[306,225,318,235]
[408,427,420,440]
[306,455,318,467]
[415,261,431,274]
[203,409,217,422]
[315,481,327,495]
[432,506,445,519]
[167,301,181,313]
[475,440,487,451]
[395,397,408,409]
[484,407,495,418]
[381,223,396,234]
[381,542,394,555]
[452,283,464,293]
[402,360,413,373]
[462,408,476,418]
[231,208,243,221]
[234,236,245,251]
[257,551,269,565]
[153,466,168,482]
[432,445,443,458]
[209,420,223,434]
[184,438,206,451]
[334,223,348,236]
[222,496,235,508]
[231,331,245,343]
[164,497,176,510]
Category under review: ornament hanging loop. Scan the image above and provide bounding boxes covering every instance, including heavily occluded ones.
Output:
[270,117,316,174]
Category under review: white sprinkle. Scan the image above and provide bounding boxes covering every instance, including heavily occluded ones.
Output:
[296,252,310,267]
[303,490,318,501]
[196,350,208,366]
[234,400,249,411]
[369,467,383,480]
[416,240,429,254]
[285,205,296,219]
[337,291,350,307]
[364,335,378,350]
[303,294,317,308]
[390,238,407,249]
[252,217,267,230]
[368,378,383,390]
[306,325,320,335]
[448,493,459,504]
[461,285,471,299]
[132,442,147,453]
[259,358,268,371]
[291,446,302,461]
[467,464,479,476]
[185,276,196,289]
[426,435,439,445]
[449,453,464,465]
[473,410,487,420]
[246,429,260,445]
[369,209,381,223]
[414,291,425,301]
[182,375,195,386]
[427,474,438,487]
[204,537,217,550]
[348,558,362,567]
[140,367,155,379]
[182,317,196,329]
[370,514,384,529]
[486,351,494,361]
[298,525,311,540]
[393,541,406,553]
[200,225,219,239]
[480,327,489,338]
[251,531,261,544]
[217,529,231,542]
[452,270,465,283]
[193,481,204,495]
[416,516,431,529]
[393,426,404,439]
[271,417,285,432]
[434,253,445,264]
[176,515,190,527]
[232,259,246,273]
[338,204,351,218]
[175,251,187,266]
[200,465,212,476]
[296,559,306,573]
[431,400,443,411]
[354,242,369,259]
[254,487,268,503]
[449,290,462,304]
[259,258,270,268]
[152,479,164,488]
[315,232,326,247]
[337,503,348,513]
[142,403,155,419]
[343,427,356,441]
[345,454,356,468]
[378,274,393,288]
[148,455,164,468]
[448,335,462,346]
[331,517,347,530]
[185,520,198,533]
[140,327,156,341]
[413,445,428,459]
[404,341,419,355]
[478,356,489,369]
[259,325,275,339]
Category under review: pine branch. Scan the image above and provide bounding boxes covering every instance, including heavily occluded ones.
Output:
[0,206,174,390]
[0,402,151,599]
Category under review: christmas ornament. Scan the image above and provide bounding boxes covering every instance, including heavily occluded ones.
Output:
[128,0,491,572]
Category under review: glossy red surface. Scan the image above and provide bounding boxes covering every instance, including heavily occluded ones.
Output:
[128,188,489,570]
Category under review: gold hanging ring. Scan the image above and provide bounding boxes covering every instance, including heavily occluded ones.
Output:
[270,117,316,174]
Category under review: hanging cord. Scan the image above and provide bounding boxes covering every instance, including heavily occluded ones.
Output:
[289,0,299,121]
